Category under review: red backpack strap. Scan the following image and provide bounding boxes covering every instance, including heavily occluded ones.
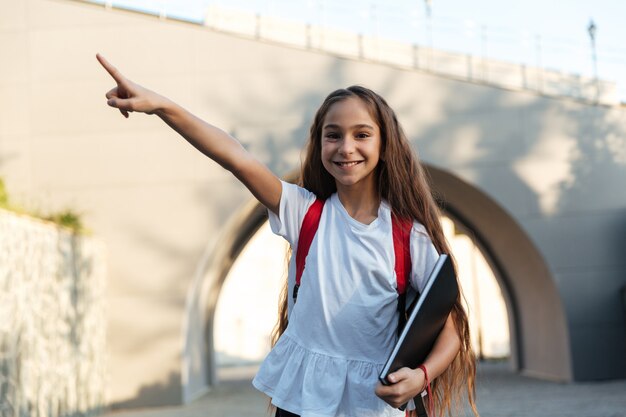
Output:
[392,214,413,295]
[294,198,325,301]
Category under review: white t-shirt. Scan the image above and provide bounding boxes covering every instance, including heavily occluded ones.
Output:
[252,181,439,417]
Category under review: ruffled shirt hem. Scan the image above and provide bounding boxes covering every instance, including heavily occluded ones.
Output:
[252,334,403,417]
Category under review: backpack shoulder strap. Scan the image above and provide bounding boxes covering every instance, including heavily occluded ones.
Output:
[393,214,414,339]
[294,198,325,301]
[294,202,413,302]
[392,214,413,295]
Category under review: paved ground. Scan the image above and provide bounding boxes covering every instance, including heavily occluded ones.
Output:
[105,362,626,417]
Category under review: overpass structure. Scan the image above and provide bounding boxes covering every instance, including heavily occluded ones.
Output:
[1,0,625,408]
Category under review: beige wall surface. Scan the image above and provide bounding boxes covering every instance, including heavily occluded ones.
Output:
[1,0,625,408]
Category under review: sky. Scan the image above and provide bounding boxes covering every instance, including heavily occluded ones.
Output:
[89,0,626,101]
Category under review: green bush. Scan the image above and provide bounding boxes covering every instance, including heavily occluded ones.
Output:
[0,177,8,207]
[0,177,85,234]
[44,210,84,233]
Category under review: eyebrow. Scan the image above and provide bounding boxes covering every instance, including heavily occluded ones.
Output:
[322,123,375,130]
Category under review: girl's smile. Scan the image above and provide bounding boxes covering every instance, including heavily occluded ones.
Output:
[321,97,382,192]
[333,160,363,168]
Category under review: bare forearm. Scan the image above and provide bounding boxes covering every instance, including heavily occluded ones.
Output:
[155,99,248,173]
[154,99,281,212]
[375,313,461,407]
[422,314,461,381]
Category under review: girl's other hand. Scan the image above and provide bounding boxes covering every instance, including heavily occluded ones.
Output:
[96,53,167,118]
[375,367,425,409]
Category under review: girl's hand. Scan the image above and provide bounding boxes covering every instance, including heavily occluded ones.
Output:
[96,53,167,118]
[375,367,425,409]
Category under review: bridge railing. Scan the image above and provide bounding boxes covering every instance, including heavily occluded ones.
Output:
[205,5,618,105]
[82,0,620,105]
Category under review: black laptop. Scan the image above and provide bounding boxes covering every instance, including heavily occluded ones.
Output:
[379,254,458,385]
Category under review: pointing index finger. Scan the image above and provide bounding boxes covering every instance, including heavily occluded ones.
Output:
[96,53,126,84]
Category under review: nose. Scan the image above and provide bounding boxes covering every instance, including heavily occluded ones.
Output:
[338,137,355,155]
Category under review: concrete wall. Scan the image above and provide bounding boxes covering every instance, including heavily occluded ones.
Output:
[1,0,625,408]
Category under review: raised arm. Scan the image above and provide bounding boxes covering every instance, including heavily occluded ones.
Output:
[96,54,282,214]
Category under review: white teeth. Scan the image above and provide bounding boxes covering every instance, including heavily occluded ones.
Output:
[336,161,360,167]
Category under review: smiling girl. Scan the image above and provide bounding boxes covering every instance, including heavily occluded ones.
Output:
[97,54,478,417]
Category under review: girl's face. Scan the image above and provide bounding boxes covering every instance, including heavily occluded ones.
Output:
[320,97,382,193]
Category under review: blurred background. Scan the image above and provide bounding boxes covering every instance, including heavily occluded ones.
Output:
[1,1,625,416]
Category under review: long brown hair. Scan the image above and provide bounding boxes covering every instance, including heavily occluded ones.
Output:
[271,86,478,417]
